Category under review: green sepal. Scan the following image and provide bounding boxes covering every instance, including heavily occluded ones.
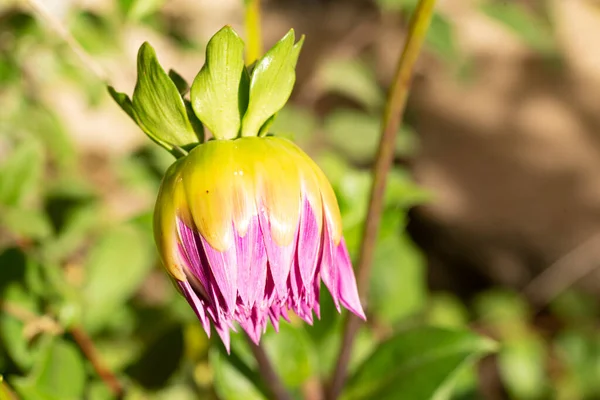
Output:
[168,68,190,95]
[241,31,304,137]
[132,42,200,150]
[190,26,249,140]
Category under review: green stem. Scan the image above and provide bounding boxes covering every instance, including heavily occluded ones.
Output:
[326,1,437,398]
[244,0,263,64]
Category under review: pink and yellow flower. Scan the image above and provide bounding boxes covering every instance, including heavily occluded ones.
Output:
[154,136,365,350]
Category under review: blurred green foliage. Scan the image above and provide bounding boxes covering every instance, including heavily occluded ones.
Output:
[0,1,598,400]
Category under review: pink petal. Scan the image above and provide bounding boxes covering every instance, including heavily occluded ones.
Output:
[177,280,211,336]
[258,203,298,299]
[200,234,238,315]
[335,239,366,320]
[235,216,267,309]
[296,198,321,294]
[319,220,341,312]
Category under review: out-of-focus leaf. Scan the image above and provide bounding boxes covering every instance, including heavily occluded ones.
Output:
[427,13,459,62]
[427,293,469,329]
[474,289,529,338]
[262,324,317,388]
[319,59,384,110]
[12,337,86,400]
[550,289,599,325]
[0,207,52,240]
[191,26,248,140]
[119,0,166,21]
[498,336,549,400]
[210,348,267,400]
[343,327,497,400]
[131,42,199,150]
[554,329,600,398]
[324,110,418,163]
[241,31,303,137]
[23,104,75,172]
[480,2,556,55]
[0,140,43,207]
[270,105,318,145]
[0,283,39,371]
[42,200,101,264]
[370,222,426,324]
[69,11,116,54]
[82,224,154,332]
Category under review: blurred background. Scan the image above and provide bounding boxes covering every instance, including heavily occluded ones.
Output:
[1,0,600,399]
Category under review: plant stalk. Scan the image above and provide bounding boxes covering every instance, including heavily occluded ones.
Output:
[326,1,437,398]
[244,0,263,64]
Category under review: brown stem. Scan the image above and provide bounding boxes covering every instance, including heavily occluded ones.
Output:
[247,339,292,400]
[325,1,438,398]
[70,326,124,399]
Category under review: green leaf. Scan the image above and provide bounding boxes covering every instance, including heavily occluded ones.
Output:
[262,324,317,388]
[0,141,43,207]
[241,30,302,137]
[12,337,86,400]
[498,336,549,399]
[319,59,384,110]
[0,283,39,370]
[107,86,136,121]
[343,327,497,400]
[0,207,52,240]
[131,42,199,150]
[370,220,426,324]
[480,2,555,55]
[210,348,267,400]
[190,26,248,140]
[324,110,418,163]
[82,224,154,332]
[119,0,165,21]
[168,69,189,95]
[426,13,459,63]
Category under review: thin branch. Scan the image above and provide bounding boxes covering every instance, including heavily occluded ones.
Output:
[70,326,125,399]
[22,0,108,82]
[326,0,437,398]
[244,0,263,64]
[522,232,600,307]
[247,339,292,400]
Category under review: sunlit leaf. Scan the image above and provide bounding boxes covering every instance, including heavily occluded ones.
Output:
[343,327,497,400]
[190,26,248,140]
[241,30,303,137]
[131,42,199,150]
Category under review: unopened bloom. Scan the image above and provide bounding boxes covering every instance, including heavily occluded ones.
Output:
[154,136,365,350]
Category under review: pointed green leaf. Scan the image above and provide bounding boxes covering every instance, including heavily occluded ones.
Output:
[132,42,199,149]
[190,26,248,140]
[342,327,497,400]
[241,29,301,137]
[168,69,189,96]
[107,86,136,120]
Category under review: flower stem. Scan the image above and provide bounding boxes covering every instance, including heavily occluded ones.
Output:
[244,0,263,64]
[326,1,437,398]
[247,339,292,400]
